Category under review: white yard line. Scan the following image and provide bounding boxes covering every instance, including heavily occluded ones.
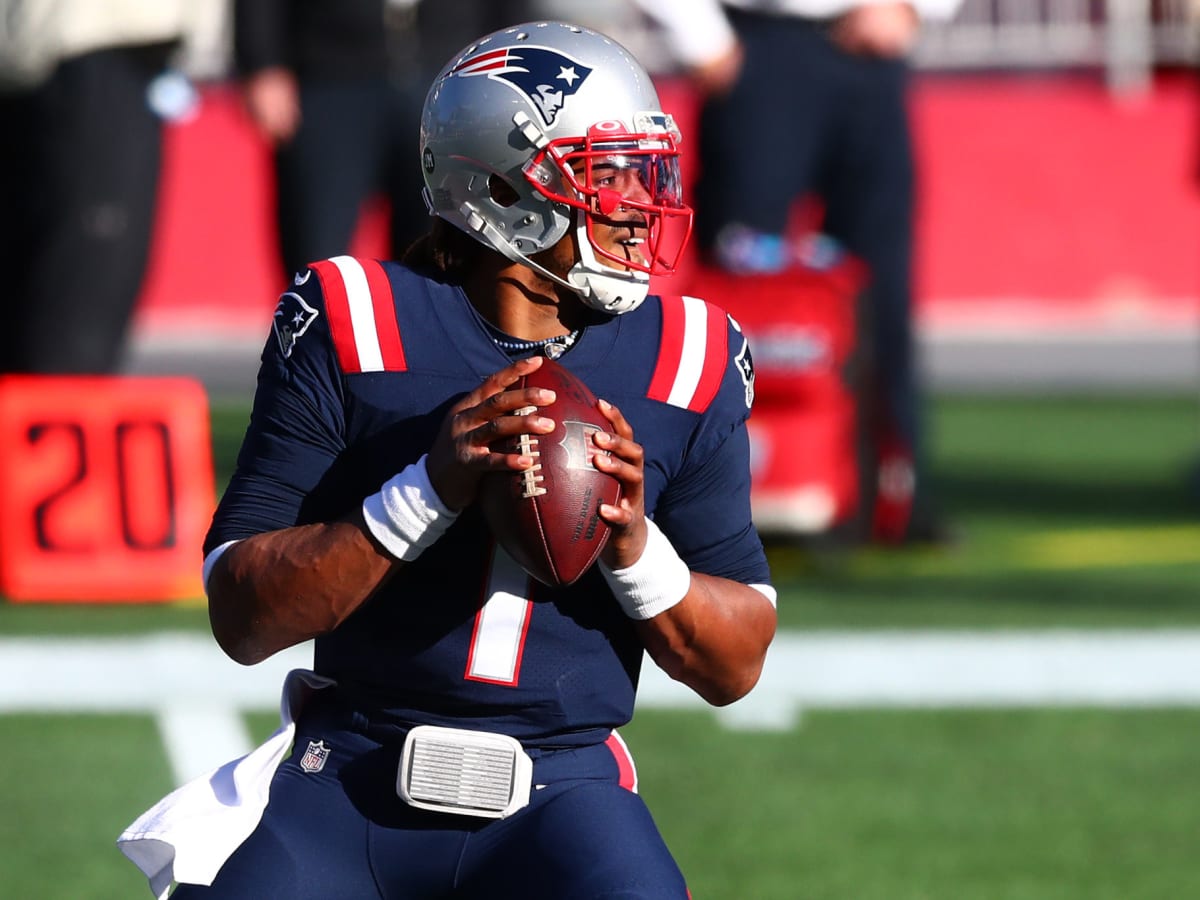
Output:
[156,706,255,784]
[5,631,1200,781]
[0,633,310,782]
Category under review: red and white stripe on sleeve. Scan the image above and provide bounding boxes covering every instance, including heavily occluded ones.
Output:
[647,294,729,413]
[310,256,407,374]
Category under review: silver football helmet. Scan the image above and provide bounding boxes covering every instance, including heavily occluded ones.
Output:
[420,21,693,314]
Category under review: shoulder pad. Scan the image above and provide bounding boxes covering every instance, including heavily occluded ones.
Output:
[646,294,729,412]
[309,256,407,374]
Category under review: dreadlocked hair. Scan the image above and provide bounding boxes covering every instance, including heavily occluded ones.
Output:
[401,217,485,283]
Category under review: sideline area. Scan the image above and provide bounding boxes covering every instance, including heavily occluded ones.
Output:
[6,630,1200,783]
[121,75,1200,397]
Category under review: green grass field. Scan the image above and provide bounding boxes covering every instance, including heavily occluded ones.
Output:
[2,392,1199,899]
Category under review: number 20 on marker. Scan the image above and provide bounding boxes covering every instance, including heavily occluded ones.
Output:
[0,376,216,602]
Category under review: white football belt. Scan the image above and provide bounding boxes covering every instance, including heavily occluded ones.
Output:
[398,725,533,819]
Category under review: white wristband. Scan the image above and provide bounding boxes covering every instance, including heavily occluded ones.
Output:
[599,518,691,620]
[201,539,241,595]
[362,455,459,562]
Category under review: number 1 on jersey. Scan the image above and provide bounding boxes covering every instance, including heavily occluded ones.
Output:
[465,546,533,686]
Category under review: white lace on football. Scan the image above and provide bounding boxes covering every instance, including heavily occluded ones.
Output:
[511,405,547,498]
[599,518,691,620]
[362,455,459,562]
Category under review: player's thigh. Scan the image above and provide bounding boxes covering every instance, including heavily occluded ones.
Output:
[465,781,689,900]
[170,765,378,900]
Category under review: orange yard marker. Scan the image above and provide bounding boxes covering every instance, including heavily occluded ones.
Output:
[0,376,216,602]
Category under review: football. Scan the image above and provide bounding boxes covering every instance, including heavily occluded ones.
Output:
[478,358,621,587]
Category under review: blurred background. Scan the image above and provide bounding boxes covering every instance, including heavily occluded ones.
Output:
[113,0,1200,548]
[2,1,1199,898]
[114,0,1198,397]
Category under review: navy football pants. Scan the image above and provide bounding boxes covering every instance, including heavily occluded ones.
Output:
[171,716,688,899]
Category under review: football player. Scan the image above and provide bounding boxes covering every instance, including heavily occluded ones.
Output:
[121,20,776,899]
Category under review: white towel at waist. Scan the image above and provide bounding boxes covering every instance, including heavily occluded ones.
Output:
[117,669,336,899]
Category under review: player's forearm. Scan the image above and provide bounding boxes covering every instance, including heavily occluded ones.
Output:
[636,574,777,706]
[207,517,396,665]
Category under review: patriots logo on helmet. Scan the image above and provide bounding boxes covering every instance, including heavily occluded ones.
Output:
[273,291,319,359]
[453,46,593,128]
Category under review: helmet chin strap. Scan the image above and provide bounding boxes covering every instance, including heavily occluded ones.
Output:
[566,218,649,315]
[460,205,648,316]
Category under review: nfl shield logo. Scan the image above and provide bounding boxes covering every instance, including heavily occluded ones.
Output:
[300,739,330,773]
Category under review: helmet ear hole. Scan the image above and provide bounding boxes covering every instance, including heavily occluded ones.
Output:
[487,175,520,208]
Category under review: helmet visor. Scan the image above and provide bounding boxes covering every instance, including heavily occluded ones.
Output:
[524,120,694,277]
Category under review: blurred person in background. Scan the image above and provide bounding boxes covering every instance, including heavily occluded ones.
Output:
[1191,23,1200,507]
[630,0,963,544]
[0,0,193,374]
[234,0,534,282]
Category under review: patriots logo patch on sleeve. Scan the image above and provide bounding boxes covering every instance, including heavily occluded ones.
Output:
[730,316,756,409]
[273,291,319,359]
[452,46,592,128]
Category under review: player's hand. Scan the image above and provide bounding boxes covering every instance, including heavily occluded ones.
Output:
[687,40,745,97]
[832,2,920,57]
[242,66,301,144]
[425,356,557,511]
[591,398,649,568]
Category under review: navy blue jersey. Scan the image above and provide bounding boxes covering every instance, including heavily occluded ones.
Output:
[207,255,769,746]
